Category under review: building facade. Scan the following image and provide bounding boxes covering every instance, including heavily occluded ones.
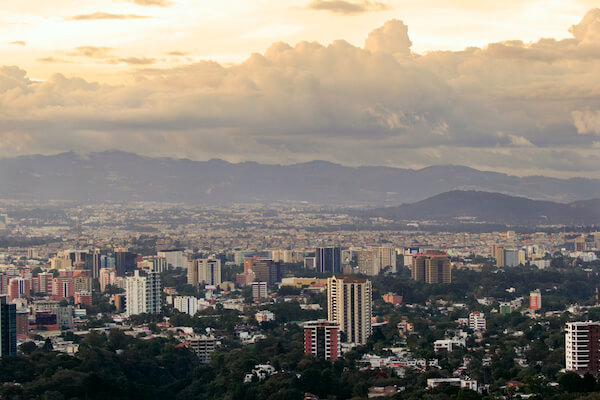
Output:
[566,322,600,373]
[125,270,161,317]
[316,247,341,274]
[304,320,341,361]
[327,276,372,345]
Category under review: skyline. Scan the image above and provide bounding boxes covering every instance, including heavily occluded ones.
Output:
[1,3,600,178]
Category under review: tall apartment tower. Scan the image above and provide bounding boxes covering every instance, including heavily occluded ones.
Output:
[91,249,102,280]
[0,295,16,356]
[411,253,451,284]
[327,276,372,345]
[316,247,341,274]
[566,322,600,373]
[125,270,161,317]
[188,258,222,287]
[304,320,341,361]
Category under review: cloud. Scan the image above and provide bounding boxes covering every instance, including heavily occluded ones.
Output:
[8,41,26,46]
[67,46,114,58]
[572,109,600,135]
[166,51,190,56]
[130,0,173,6]
[365,19,412,55]
[36,56,73,63]
[115,57,156,65]
[68,12,150,21]
[3,9,600,177]
[306,0,390,15]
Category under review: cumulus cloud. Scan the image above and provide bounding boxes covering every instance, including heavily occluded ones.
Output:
[365,19,412,55]
[572,109,600,135]
[306,0,390,15]
[68,12,150,21]
[2,9,600,177]
[8,41,26,46]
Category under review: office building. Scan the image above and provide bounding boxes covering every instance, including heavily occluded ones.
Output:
[530,290,542,311]
[0,296,16,356]
[355,250,380,276]
[125,270,161,317]
[304,320,341,361]
[327,276,372,345]
[504,249,520,267]
[188,258,222,287]
[158,250,184,270]
[252,259,281,286]
[411,253,451,284]
[493,245,505,267]
[91,249,102,280]
[566,322,600,373]
[373,246,397,273]
[316,247,341,274]
[115,248,137,277]
[468,312,486,332]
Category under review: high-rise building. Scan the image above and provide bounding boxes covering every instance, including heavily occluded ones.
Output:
[174,296,199,316]
[91,249,102,280]
[0,296,17,357]
[37,272,53,295]
[304,320,341,361]
[493,245,505,267]
[425,255,451,284]
[373,246,397,273]
[115,248,137,277]
[530,290,542,311]
[252,282,268,300]
[125,270,161,317]
[411,253,451,284]
[316,247,341,274]
[566,322,600,373]
[158,249,184,270]
[327,276,372,345]
[187,258,222,287]
[504,249,520,267]
[252,259,282,286]
[469,312,486,332]
[355,250,380,276]
[99,268,116,292]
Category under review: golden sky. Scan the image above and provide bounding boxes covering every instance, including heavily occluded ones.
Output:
[1,1,600,178]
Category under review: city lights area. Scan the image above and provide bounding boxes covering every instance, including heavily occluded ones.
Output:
[0,203,599,399]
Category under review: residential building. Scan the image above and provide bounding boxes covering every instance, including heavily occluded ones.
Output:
[469,312,486,332]
[530,289,542,311]
[304,320,341,361]
[187,335,217,364]
[174,296,199,316]
[327,276,372,345]
[566,321,600,373]
[125,270,161,317]
[188,258,222,287]
[411,253,451,284]
[355,250,380,276]
[252,282,268,300]
[255,310,275,322]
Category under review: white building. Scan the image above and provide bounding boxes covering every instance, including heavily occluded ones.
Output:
[255,310,275,322]
[174,296,199,316]
[373,246,397,273]
[125,270,161,317]
[158,250,184,270]
[565,321,600,373]
[469,312,486,332]
[355,250,380,276]
[434,338,466,352]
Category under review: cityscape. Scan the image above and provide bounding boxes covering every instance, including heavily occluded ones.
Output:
[2,1,600,399]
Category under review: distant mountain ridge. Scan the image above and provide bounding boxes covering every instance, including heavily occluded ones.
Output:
[361,190,600,226]
[0,151,599,205]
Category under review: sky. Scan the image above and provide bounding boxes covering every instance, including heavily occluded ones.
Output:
[1,0,600,178]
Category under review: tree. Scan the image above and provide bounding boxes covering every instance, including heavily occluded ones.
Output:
[19,341,37,355]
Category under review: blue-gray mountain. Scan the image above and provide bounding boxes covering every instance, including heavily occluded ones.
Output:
[0,151,599,205]
[360,190,600,226]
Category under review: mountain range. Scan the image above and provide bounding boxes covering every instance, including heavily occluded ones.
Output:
[360,190,600,226]
[0,151,599,205]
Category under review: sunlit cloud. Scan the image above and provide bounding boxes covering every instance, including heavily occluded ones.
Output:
[68,12,151,21]
[306,0,390,15]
